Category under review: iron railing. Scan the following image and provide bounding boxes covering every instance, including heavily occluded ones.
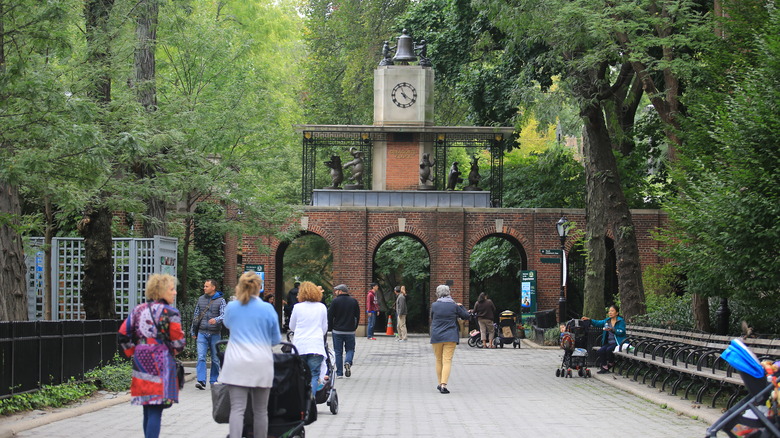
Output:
[0,319,121,398]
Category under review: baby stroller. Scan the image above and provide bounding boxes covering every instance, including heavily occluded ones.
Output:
[556,319,592,378]
[467,312,500,348]
[213,340,313,438]
[497,310,521,349]
[706,339,780,437]
[287,331,339,416]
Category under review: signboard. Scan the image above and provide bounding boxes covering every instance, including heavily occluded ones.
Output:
[521,270,537,313]
[243,264,265,295]
[540,257,561,264]
[540,249,562,255]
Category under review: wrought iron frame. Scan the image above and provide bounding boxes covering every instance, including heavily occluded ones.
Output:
[302,131,383,205]
[427,132,506,207]
[301,129,507,206]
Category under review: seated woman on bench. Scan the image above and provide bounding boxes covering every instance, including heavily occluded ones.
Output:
[582,305,626,374]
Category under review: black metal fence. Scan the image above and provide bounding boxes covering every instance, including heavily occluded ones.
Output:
[0,320,121,398]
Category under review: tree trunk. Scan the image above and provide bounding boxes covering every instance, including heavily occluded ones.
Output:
[44,196,54,320]
[179,210,194,306]
[692,293,711,332]
[134,0,167,238]
[582,129,607,319]
[581,96,647,321]
[78,206,116,319]
[0,183,29,321]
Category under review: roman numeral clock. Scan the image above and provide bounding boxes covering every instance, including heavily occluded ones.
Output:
[391,82,417,108]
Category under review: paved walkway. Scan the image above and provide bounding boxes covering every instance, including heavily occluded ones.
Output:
[2,334,717,437]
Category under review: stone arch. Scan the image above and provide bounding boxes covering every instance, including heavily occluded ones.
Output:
[467,225,531,252]
[368,224,431,252]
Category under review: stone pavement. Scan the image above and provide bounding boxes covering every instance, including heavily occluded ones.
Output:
[3,334,719,438]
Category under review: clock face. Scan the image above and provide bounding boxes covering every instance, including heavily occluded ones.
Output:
[391,82,417,108]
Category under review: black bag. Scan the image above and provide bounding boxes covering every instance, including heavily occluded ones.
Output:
[175,359,185,389]
[212,383,254,424]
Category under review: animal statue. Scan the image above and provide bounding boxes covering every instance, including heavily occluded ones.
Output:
[446,161,463,190]
[467,155,481,188]
[419,153,435,185]
[324,155,344,189]
[343,147,365,185]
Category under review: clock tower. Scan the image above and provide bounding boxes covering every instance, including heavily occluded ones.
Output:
[373,31,434,127]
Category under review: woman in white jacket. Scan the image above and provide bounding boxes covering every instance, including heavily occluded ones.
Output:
[290,281,329,394]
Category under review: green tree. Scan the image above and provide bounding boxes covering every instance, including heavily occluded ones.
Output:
[664,3,780,333]
[302,0,410,124]
[502,145,585,208]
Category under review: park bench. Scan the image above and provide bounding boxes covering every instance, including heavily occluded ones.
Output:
[602,325,780,409]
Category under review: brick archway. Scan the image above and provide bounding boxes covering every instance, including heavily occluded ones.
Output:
[239,207,667,334]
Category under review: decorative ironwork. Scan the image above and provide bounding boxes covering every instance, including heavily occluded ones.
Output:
[302,131,378,205]
[426,132,505,206]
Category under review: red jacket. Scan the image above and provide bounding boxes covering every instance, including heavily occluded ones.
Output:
[366,289,379,312]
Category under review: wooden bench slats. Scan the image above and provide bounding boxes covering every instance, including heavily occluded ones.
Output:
[605,325,780,409]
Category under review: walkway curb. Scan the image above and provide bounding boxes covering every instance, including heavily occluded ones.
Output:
[0,369,197,438]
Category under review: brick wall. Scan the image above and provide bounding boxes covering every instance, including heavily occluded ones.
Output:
[234,207,668,330]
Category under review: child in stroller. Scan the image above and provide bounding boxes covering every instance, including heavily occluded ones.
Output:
[287,331,339,416]
[467,312,499,348]
[556,319,592,378]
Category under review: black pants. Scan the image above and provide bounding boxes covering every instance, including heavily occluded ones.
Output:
[597,342,616,369]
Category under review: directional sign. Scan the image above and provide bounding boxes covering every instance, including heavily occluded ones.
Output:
[540,257,561,264]
[540,249,562,255]
[244,264,264,272]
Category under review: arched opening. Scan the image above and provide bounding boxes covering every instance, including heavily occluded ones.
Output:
[372,234,431,332]
[567,236,619,317]
[275,232,333,325]
[468,234,528,314]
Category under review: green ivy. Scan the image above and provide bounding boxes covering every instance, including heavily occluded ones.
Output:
[0,379,96,415]
[84,354,132,393]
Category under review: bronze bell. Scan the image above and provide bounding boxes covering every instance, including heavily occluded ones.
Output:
[392,29,417,64]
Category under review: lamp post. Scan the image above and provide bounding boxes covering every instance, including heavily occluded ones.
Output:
[556,216,570,323]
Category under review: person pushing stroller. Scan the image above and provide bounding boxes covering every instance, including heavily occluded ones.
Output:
[472,293,497,349]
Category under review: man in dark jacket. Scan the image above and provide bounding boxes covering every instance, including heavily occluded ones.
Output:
[191,279,226,389]
[328,284,360,378]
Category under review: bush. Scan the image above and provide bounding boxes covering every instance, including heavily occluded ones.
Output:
[84,354,132,393]
[632,292,694,330]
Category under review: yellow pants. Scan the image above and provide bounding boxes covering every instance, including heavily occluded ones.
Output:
[432,342,457,385]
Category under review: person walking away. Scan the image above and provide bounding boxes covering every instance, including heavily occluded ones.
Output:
[394,286,408,341]
[430,284,470,394]
[581,305,626,374]
[328,284,360,378]
[118,273,185,438]
[219,271,281,438]
[284,281,300,330]
[472,292,497,349]
[366,282,380,340]
[289,281,328,395]
[191,279,227,389]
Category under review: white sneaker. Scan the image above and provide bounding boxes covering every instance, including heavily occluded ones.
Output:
[345,362,352,377]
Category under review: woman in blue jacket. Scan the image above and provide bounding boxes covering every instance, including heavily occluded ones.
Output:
[582,305,626,374]
[430,284,470,394]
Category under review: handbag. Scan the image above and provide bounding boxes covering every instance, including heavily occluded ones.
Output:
[211,383,231,423]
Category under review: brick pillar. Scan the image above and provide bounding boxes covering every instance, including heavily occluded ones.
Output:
[385,134,419,190]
